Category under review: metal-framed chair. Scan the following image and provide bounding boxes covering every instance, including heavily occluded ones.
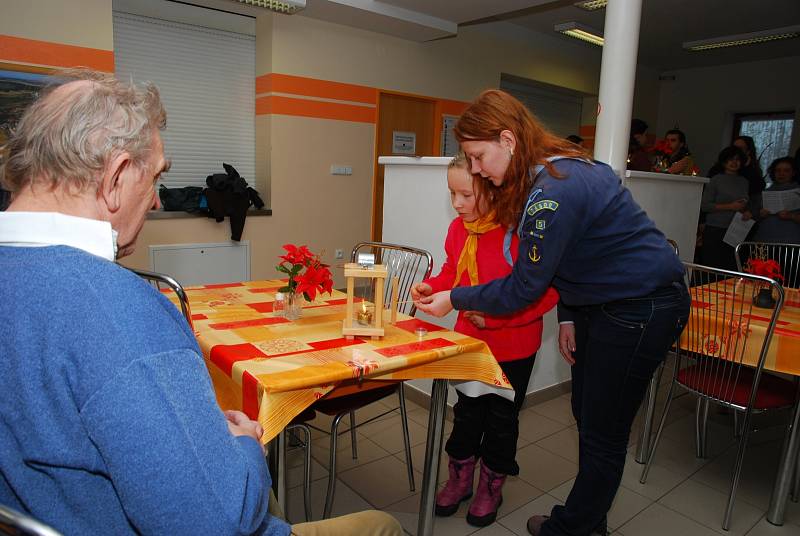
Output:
[311,241,433,518]
[0,504,62,536]
[285,416,314,521]
[129,268,193,328]
[735,242,800,289]
[640,263,793,530]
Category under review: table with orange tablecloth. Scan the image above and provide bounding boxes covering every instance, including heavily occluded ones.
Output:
[636,280,800,526]
[164,279,510,536]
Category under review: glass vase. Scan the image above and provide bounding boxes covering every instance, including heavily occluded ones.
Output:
[284,290,303,320]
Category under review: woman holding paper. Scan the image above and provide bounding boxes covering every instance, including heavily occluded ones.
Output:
[753,157,800,244]
[700,146,751,270]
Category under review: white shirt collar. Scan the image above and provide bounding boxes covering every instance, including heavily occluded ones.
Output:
[0,212,118,261]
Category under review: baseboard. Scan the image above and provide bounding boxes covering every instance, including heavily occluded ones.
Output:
[520,381,572,410]
[402,380,572,419]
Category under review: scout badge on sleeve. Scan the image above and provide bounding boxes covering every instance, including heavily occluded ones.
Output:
[529,244,541,263]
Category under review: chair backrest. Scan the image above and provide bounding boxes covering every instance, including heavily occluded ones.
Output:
[0,505,62,536]
[735,242,800,289]
[129,268,193,329]
[678,262,784,409]
[350,242,433,316]
[666,238,679,256]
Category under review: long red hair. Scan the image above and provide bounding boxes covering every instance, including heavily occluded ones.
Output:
[454,89,589,228]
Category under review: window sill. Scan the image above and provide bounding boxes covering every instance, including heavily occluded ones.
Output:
[147,208,272,220]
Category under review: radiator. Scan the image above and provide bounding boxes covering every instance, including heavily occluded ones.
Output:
[149,241,250,286]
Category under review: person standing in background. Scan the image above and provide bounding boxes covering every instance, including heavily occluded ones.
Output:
[627,118,651,172]
[700,146,750,270]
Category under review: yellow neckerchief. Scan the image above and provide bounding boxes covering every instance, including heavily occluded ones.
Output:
[454,213,500,286]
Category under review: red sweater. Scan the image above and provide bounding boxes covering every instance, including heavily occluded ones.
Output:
[424,218,559,362]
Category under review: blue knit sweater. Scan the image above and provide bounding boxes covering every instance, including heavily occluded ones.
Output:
[0,246,290,536]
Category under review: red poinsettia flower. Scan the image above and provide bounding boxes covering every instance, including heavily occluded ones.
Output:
[651,139,673,156]
[294,263,334,301]
[745,258,783,281]
[279,244,314,265]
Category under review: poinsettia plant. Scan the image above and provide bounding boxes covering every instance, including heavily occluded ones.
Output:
[744,258,783,282]
[651,138,673,156]
[276,244,334,301]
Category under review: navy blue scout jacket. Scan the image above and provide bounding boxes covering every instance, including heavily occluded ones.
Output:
[450,159,684,316]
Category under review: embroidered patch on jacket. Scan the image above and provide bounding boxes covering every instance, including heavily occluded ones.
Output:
[526,199,559,216]
[528,244,541,263]
[535,219,546,230]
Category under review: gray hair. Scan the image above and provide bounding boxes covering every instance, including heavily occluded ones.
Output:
[1,69,166,194]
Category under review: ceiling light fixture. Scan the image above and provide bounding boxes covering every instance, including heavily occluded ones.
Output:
[554,21,604,47]
[232,0,306,14]
[574,0,607,11]
[683,25,800,51]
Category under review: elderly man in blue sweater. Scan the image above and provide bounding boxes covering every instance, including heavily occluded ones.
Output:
[0,70,401,536]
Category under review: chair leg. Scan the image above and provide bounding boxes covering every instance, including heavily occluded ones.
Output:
[733,410,742,438]
[641,381,677,483]
[397,383,416,492]
[696,398,710,459]
[323,413,347,519]
[298,425,313,522]
[791,449,800,503]
[349,410,358,460]
[723,410,755,530]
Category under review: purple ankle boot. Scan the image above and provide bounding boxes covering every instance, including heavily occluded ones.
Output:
[466,461,506,527]
[435,455,476,516]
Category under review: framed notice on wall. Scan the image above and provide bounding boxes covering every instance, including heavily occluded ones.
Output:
[392,131,416,155]
[441,115,459,157]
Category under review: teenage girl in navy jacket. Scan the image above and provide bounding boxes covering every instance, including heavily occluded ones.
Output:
[417,90,690,536]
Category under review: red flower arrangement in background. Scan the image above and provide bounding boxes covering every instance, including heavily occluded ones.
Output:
[651,139,673,156]
[744,258,783,282]
[276,244,333,301]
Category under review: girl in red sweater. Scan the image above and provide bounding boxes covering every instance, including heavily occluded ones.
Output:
[411,154,558,527]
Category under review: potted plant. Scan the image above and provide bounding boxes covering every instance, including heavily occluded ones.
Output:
[744,258,783,308]
[276,244,334,319]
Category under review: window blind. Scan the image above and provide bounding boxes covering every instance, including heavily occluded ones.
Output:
[500,74,584,138]
[113,12,256,189]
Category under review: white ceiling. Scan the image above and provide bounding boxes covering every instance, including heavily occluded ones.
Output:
[299,0,800,71]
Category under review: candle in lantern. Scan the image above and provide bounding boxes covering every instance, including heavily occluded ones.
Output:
[357,303,374,325]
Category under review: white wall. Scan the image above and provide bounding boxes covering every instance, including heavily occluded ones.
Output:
[656,55,800,175]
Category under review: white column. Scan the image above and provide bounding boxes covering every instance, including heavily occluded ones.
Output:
[593,0,643,175]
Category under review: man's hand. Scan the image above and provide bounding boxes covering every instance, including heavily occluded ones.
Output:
[464,311,486,329]
[224,410,265,453]
[411,282,433,302]
[416,290,453,317]
[558,323,576,365]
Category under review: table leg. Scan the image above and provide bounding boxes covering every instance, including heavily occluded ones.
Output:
[635,362,664,464]
[767,394,800,525]
[267,430,287,513]
[417,379,448,536]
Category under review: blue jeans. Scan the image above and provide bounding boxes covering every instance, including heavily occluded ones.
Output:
[542,282,690,536]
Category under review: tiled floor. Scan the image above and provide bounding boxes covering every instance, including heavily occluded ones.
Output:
[282,375,800,535]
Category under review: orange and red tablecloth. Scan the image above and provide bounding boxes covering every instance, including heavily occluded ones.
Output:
[680,280,800,376]
[164,279,510,442]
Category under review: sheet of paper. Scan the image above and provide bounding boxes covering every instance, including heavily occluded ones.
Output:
[723,212,756,247]
[762,189,800,213]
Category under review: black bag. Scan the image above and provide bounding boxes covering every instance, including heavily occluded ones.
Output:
[159,185,204,212]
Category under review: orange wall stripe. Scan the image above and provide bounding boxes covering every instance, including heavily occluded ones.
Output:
[0,35,113,72]
[257,95,376,123]
[256,73,377,105]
